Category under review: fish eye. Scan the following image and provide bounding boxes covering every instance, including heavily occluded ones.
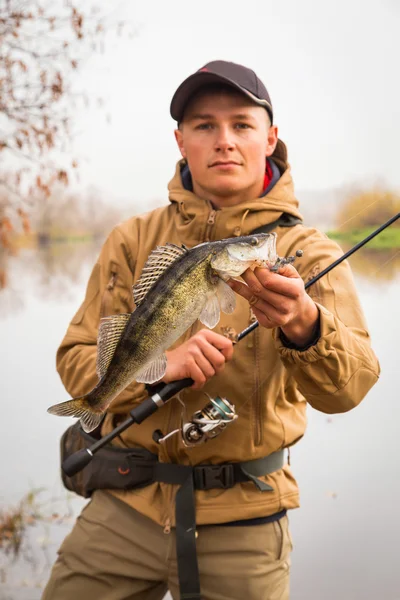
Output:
[250,237,258,246]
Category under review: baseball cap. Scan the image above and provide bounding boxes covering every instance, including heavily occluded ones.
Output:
[170,60,273,124]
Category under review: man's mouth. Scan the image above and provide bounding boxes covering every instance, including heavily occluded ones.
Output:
[209,161,241,168]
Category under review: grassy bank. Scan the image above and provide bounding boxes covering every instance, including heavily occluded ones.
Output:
[327,226,400,249]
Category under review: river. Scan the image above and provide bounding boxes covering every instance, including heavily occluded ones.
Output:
[0,241,399,600]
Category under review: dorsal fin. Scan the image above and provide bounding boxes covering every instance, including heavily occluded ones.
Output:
[132,243,187,306]
[96,313,130,379]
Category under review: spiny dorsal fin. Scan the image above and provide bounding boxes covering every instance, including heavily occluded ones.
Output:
[96,313,130,379]
[132,243,188,306]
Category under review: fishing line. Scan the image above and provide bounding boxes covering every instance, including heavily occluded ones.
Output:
[367,248,400,278]
[335,195,388,231]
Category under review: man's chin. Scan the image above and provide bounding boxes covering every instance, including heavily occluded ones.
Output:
[204,177,245,198]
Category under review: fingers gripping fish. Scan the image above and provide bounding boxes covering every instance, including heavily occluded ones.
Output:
[47,233,281,433]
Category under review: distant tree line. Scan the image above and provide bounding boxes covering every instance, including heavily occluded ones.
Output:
[336,188,400,230]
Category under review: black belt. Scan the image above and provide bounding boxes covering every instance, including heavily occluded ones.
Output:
[153,450,285,600]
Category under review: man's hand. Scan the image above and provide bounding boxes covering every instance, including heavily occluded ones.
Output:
[161,329,234,390]
[227,264,319,347]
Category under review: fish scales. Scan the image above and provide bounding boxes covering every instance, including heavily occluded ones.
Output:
[91,252,214,411]
[47,233,280,432]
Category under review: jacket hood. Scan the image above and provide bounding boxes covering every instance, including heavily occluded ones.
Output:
[168,154,304,246]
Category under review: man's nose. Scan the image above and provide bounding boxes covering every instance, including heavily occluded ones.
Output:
[214,126,235,151]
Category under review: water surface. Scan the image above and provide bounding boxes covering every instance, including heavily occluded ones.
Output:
[0,243,398,599]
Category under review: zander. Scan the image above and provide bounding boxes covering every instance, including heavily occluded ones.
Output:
[47,233,278,432]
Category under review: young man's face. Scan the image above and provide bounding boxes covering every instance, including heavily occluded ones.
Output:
[174,89,278,207]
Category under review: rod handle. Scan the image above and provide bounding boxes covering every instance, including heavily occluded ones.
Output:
[158,377,194,401]
[62,448,93,477]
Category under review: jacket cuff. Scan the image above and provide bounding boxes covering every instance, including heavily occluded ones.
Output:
[279,310,321,352]
[273,303,337,365]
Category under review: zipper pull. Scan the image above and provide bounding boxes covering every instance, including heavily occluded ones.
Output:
[107,272,117,291]
[207,209,216,225]
[163,518,171,534]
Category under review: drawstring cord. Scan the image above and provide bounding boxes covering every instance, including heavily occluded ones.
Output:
[233,209,250,237]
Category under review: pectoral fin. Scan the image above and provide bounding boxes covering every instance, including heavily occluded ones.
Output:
[216,279,236,314]
[199,293,220,329]
[135,353,167,384]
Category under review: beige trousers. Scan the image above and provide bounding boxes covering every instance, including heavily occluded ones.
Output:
[42,490,292,600]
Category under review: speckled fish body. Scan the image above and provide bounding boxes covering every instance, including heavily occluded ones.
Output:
[47,233,278,432]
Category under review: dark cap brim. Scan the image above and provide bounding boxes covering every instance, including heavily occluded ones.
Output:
[170,71,273,123]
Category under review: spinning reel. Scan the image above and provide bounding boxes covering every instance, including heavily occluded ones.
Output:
[153,393,238,447]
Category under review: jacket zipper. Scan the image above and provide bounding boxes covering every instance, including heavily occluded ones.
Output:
[161,208,217,527]
[204,209,217,241]
[163,517,171,534]
[163,322,197,462]
[254,327,263,446]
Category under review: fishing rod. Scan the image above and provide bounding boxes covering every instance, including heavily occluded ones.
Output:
[62,212,399,478]
[238,211,400,341]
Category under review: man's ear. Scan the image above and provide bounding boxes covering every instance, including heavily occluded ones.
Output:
[174,128,187,159]
[266,125,278,157]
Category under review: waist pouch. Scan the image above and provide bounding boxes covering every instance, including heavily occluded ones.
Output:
[60,422,285,600]
[60,421,284,498]
[60,421,158,498]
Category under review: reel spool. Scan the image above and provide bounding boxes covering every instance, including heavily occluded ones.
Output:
[152,394,238,447]
[181,395,238,447]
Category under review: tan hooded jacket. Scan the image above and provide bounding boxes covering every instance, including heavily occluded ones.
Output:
[56,159,380,530]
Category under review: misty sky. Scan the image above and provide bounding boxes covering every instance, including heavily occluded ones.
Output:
[71,0,400,206]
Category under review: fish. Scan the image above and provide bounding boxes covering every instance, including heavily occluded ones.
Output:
[47,232,279,432]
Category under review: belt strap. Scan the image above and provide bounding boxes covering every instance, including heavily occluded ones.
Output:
[176,474,201,599]
[154,450,285,600]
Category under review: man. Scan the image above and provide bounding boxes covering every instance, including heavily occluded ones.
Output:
[42,61,380,600]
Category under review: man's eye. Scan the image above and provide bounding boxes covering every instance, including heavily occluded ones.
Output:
[196,123,212,130]
[235,123,250,129]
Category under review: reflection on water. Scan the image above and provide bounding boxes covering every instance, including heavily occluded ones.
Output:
[33,242,102,299]
[0,240,103,317]
[0,242,399,600]
[340,245,400,281]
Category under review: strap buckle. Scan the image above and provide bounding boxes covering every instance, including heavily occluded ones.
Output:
[193,464,235,490]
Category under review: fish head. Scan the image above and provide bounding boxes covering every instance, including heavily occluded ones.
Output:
[209,233,278,279]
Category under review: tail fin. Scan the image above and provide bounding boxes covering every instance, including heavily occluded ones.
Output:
[47,397,104,433]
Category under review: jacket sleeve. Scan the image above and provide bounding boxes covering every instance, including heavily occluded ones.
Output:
[273,228,380,414]
[56,226,148,412]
